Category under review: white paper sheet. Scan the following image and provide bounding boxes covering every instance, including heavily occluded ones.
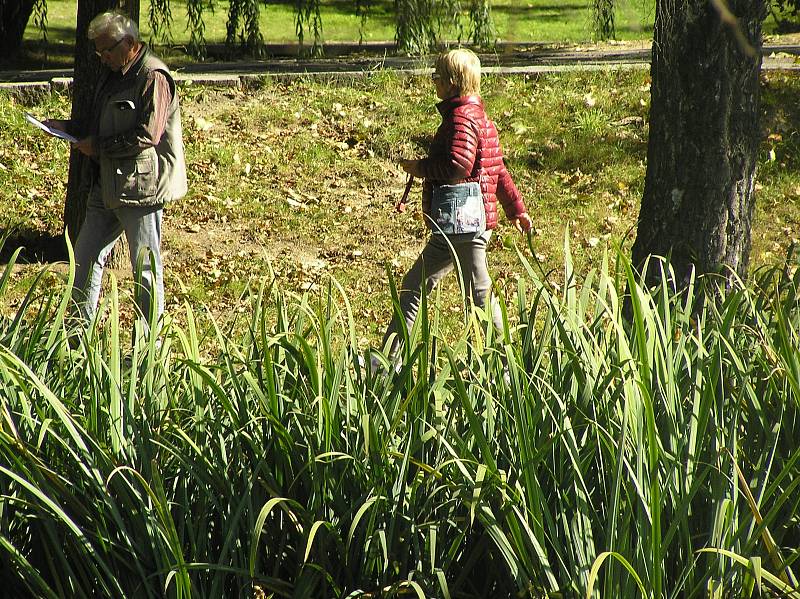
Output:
[24,112,78,143]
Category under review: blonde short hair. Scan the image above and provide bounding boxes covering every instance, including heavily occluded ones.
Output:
[434,49,481,96]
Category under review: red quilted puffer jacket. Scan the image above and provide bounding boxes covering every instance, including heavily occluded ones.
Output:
[417,95,526,230]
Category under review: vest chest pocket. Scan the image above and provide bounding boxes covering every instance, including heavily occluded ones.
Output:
[115,154,158,200]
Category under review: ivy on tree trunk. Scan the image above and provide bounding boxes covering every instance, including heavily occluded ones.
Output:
[632,0,766,286]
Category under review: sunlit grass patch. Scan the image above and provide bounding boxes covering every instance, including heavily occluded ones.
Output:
[21,0,660,62]
[2,70,800,343]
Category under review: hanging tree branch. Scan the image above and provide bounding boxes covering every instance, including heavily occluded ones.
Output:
[296,0,324,55]
[32,0,48,43]
[227,0,263,53]
[149,0,173,45]
[395,0,434,54]
[710,0,758,56]
[355,0,371,44]
[395,0,463,55]
[186,0,210,59]
[469,0,495,48]
[592,0,615,41]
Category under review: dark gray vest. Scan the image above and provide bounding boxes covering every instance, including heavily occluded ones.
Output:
[95,47,187,208]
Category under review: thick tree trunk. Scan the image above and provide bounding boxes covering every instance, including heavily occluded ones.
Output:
[631,0,766,285]
[0,0,36,58]
[63,1,112,243]
[64,1,139,264]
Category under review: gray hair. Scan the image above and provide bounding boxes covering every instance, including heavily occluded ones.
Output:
[87,11,139,42]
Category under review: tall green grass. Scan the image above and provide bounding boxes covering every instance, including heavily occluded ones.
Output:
[1,232,799,598]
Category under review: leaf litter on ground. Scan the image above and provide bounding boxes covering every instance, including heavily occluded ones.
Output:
[1,70,799,344]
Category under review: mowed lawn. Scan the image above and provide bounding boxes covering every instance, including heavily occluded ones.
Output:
[27,0,655,48]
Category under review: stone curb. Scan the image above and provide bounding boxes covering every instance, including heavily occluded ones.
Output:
[2,63,650,100]
[1,59,797,101]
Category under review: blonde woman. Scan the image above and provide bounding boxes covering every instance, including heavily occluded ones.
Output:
[376,48,532,368]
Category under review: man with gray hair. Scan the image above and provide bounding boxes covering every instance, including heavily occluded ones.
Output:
[46,11,187,338]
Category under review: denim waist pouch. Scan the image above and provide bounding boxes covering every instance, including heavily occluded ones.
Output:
[430,181,485,235]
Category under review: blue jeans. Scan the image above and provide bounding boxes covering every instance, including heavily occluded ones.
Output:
[72,188,164,335]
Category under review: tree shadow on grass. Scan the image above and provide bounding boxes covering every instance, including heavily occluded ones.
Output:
[0,27,77,71]
[0,229,67,265]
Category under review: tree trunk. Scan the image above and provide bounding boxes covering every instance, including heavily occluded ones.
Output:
[64,1,139,264]
[0,0,36,58]
[631,0,766,285]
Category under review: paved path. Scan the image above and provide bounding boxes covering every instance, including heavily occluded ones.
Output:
[1,41,798,96]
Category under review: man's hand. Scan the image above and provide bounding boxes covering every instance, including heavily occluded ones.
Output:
[73,136,97,157]
[511,212,533,234]
[399,159,422,177]
[42,119,70,133]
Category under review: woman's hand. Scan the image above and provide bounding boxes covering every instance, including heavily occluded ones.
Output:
[398,159,422,177]
[511,212,533,234]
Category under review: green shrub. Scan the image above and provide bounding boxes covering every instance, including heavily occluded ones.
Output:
[1,234,799,597]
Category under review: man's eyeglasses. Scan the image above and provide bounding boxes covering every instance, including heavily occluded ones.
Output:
[95,37,124,57]
[431,72,441,81]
